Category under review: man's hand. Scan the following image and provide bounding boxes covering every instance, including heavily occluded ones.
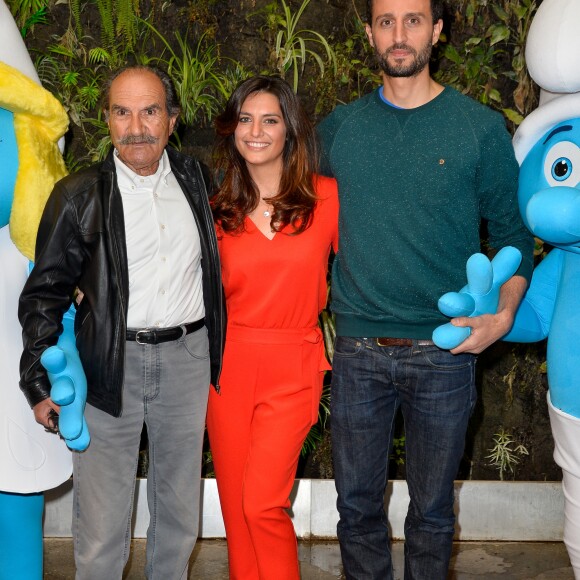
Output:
[32,398,61,432]
[432,247,524,353]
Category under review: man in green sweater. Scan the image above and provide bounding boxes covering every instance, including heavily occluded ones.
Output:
[317,0,534,578]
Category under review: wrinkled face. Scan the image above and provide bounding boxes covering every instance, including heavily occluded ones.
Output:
[365,0,442,78]
[234,91,287,172]
[519,118,580,252]
[107,70,177,176]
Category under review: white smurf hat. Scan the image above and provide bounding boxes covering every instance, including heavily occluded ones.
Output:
[513,93,580,164]
[512,0,580,164]
[0,0,40,82]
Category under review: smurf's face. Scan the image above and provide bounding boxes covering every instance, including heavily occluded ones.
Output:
[519,118,580,253]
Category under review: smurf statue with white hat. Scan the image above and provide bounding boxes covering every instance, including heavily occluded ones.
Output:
[0,1,89,577]
[434,0,580,574]
[509,0,580,574]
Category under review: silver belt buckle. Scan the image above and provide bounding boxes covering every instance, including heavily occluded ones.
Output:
[135,329,150,345]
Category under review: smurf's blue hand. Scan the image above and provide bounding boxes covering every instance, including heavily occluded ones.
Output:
[432,246,522,349]
[41,307,90,451]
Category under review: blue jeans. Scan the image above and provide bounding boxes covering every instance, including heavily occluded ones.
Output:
[331,337,476,580]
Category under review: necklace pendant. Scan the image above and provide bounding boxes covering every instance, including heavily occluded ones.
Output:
[263,210,270,218]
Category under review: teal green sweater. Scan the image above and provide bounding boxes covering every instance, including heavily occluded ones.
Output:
[318,87,534,338]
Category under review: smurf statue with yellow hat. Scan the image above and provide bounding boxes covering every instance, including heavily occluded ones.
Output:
[0,1,89,577]
[434,0,580,574]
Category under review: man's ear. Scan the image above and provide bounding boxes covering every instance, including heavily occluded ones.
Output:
[365,23,375,49]
[432,18,443,45]
[168,114,178,134]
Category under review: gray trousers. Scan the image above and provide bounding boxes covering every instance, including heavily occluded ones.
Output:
[72,327,210,580]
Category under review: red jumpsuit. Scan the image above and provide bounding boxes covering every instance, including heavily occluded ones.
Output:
[207,176,338,579]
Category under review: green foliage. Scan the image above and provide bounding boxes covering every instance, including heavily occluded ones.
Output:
[20,5,47,37]
[486,428,529,480]
[391,435,406,466]
[66,0,141,65]
[141,21,250,127]
[202,448,215,478]
[302,294,334,457]
[6,0,548,470]
[435,0,538,127]
[301,382,331,457]
[69,0,82,38]
[187,0,220,39]
[34,31,117,165]
[313,16,380,115]
[250,0,336,92]
[320,289,336,363]
[6,0,47,33]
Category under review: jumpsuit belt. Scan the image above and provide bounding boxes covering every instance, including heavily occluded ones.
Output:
[226,325,331,370]
[227,323,329,353]
[226,324,331,422]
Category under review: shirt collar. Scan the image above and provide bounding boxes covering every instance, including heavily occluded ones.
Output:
[114,149,172,191]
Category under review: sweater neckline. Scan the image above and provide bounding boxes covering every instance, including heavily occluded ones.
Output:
[374,85,449,113]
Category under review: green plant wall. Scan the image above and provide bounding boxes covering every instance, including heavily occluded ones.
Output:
[5,0,556,481]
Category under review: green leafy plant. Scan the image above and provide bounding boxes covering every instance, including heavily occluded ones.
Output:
[435,0,538,127]
[34,38,115,166]
[20,5,48,37]
[6,0,47,34]
[251,0,336,92]
[67,0,141,66]
[391,435,406,466]
[140,21,249,127]
[486,428,529,480]
[202,448,215,478]
[313,16,380,115]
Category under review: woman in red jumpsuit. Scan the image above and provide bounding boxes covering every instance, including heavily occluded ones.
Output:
[207,75,338,579]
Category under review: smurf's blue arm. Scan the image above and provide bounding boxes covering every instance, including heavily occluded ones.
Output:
[503,249,560,343]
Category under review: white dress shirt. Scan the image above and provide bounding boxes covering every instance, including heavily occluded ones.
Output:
[114,150,205,329]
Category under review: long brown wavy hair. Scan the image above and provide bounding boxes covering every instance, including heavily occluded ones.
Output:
[212,75,318,234]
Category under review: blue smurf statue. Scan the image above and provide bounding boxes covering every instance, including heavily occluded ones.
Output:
[434,0,580,574]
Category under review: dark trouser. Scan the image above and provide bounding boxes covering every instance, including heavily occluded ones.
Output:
[331,337,476,580]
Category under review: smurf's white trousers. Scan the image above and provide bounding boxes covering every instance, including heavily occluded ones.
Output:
[549,392,580,578]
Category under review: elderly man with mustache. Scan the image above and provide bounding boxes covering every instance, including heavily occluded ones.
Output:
[19,65,225,580]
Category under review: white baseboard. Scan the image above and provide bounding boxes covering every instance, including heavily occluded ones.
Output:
[44,479,564,541]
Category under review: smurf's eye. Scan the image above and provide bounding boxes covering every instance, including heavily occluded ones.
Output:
[552,157,572,181]
[544,140,580,187]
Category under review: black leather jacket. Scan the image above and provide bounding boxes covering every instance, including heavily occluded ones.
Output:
[19,148,224,417]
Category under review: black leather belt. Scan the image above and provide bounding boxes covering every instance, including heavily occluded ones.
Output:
[127,318,205,345]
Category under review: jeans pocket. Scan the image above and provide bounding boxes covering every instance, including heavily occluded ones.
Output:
[333,336,365,358]
[420,346,474,370]
[181,327,210,360]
